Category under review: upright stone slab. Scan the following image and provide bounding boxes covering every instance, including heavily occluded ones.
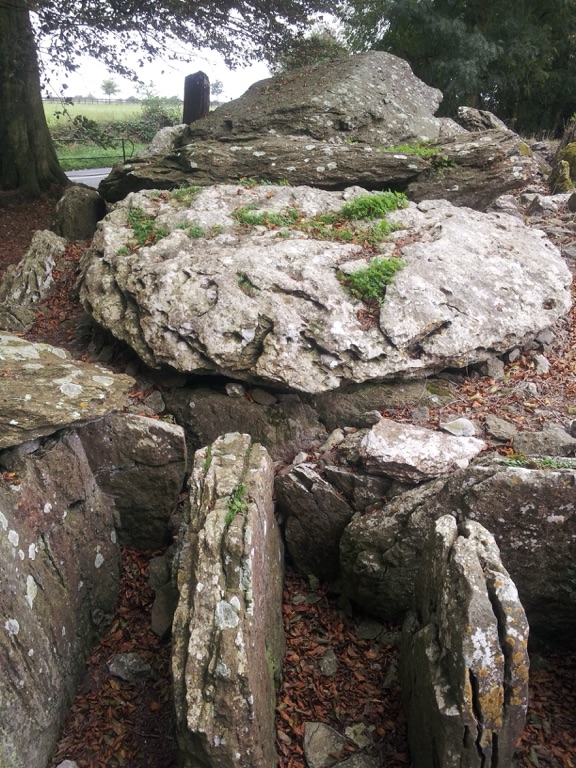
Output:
[183,71,210,124]
[0,431,120,768]
[400,516,529,768]
[76,412,187,548]
[172,433,285,768]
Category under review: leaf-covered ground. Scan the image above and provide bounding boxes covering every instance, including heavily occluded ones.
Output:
[1,196,575,767]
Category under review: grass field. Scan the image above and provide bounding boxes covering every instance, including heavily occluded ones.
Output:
[56,142,147,171]
[43,101,143,124]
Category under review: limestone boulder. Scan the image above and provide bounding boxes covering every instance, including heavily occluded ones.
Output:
[0,230,67,333]
[0,430,120,768]
[186,52,461,145]
[76,412,187,548]
[340,464,576,647]
[52,185,106,241]
[79,186,570,395]
[309,378,455,431]
[337,418,485,483]
[172,433,284,768]
[101,130,538,213]
[401,516,529,768]
[0,333,134,449]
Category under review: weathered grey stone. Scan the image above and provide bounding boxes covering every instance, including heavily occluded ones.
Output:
[99,54,538,211]
[137,124,188,157]
[512,425,576,457]
[455,106,511,133]
[303,722,349,768]
[100,131,539,212]
[322,465,392,514]
[80,187,570,395]
[163,385,327,462]
[172,433,284,768]
[310,379,452,431]
[275,465,355,580]
[439,417,477,437]
[151,582,178,639]
[52,185,106,241]
[484,414,517,442]
[108,651,152,681]
[400,516,529,768]
[0,430,119,768]
[0,333,134,449]
[340,464,576,647]
[337,418,485,483]
[404,130,539,210]
[76,412,186,548]
[0,230,67,333]
[148,554,170,588]
[188,52,461,145]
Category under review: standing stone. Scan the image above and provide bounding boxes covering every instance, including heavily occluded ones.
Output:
[172,433,285,768]
[400,516,529,768]
[183,71,210,124]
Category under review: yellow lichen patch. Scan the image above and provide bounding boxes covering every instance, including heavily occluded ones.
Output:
[477,685,504,729]
[517,141,534,157]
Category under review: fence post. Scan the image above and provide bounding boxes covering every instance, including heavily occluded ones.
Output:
[183,72,210,124]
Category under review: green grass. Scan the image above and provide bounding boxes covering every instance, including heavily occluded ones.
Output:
[499,454,576,470]
[339,191,408,220]
[43,101,143,124]
[379,142,440,159]
[56,142,145,171]
[233,204,302,228]
[126,208,169,247]
[232,191,408,249]
[337,257,404,304]
[225,483,248,526]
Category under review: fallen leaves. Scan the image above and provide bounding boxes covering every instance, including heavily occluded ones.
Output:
[276,570,408,768]
[48,547,177,768]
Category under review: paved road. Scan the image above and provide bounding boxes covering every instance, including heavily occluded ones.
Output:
[66,168,111,188]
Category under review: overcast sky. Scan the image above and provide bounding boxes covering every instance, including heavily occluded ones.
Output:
[43,49,272,102]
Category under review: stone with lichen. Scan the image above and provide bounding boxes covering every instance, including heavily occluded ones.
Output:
[400,515,529,768]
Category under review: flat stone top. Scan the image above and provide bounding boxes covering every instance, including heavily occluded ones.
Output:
[0,332,134,449]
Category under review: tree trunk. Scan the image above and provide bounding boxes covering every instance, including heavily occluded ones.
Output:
[0,0,69,199]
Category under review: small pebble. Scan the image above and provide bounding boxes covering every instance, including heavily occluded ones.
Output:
[225,382,246,398]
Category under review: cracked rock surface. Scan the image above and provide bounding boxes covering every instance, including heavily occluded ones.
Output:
[400,515,529,768]
[80,185,570,394]
[340,464,576,647]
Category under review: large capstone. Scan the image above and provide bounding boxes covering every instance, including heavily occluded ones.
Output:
[171,433,285,768]
[79,186,570,395]
[98,53,538,210]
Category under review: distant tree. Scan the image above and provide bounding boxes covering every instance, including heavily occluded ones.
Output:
[101,78,119,101]
[0,0,331,200]
[339,0,576,135]
[211,79,224,99]
[269,24,350,74]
